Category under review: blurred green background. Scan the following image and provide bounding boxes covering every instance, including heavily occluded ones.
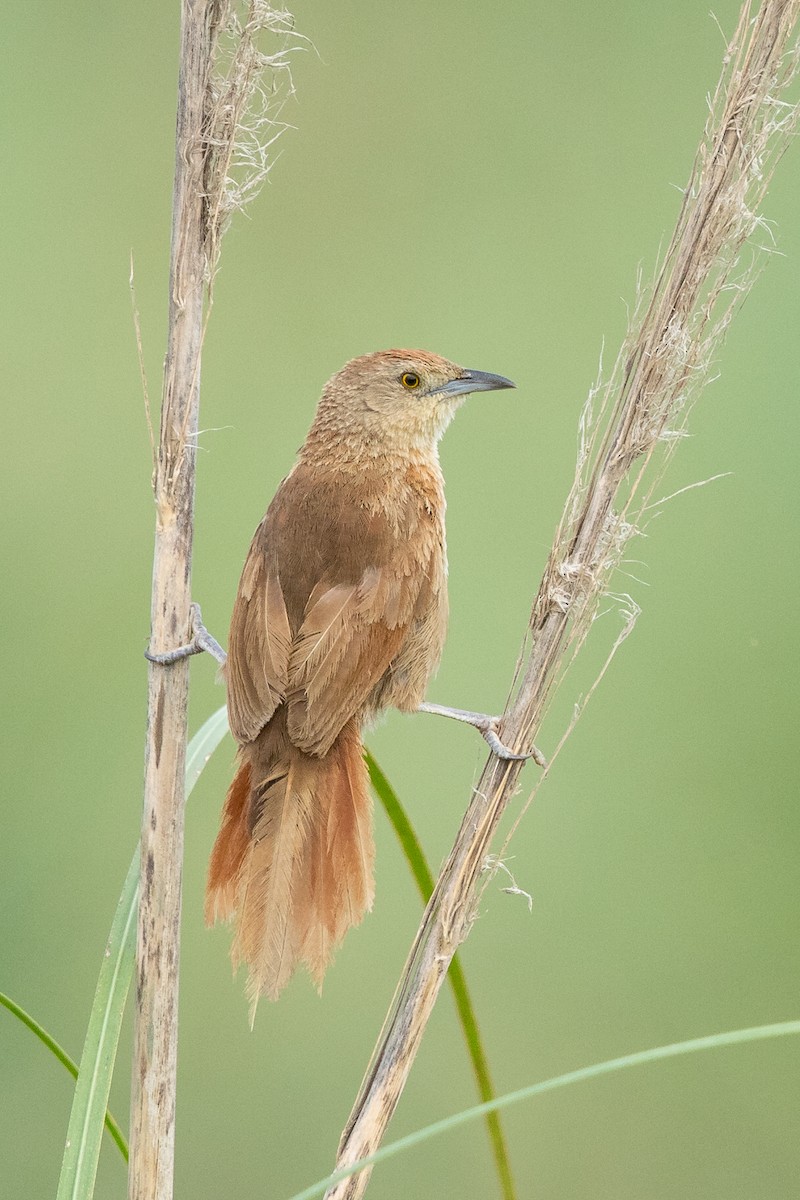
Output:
[2,2,799,1197]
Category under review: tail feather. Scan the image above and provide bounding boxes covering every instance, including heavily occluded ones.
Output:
[331,722,375,930]
[295,794,336,987]
[205,758,252,924]
[206,712,373,1009]
[236,757,316,1006]
[297,721,376,984]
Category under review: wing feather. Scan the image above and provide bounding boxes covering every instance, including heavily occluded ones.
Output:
[286,567,415,757]
[226,529,292,744]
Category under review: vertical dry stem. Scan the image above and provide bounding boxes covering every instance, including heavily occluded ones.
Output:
[326,3,800,1197]
[128,4,219,1198]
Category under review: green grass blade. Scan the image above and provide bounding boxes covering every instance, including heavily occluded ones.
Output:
[56,854,139,1200]
[56,705,230,1200]
[0,991,128,1161]
[365,751,517,1200]
[286,1019,800,1200]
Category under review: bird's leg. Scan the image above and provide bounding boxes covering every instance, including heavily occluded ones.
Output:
[145,602,228,666]
[418,702,547,766]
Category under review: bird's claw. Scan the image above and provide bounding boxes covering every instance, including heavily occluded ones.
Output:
[478,717,547,766]
[145,602,227,666]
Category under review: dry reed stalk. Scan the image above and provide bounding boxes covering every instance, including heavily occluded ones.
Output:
[130,4,298,1198]
[326,3,800,1196]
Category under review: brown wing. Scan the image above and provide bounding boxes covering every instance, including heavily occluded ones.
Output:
[286,567,420,757]
[228,459,445,755]
[226,521,292,744]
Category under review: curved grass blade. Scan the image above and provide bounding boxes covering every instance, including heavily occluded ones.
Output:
[365,751,516,1200]
[57,705,230,1200]
[287,1019,800,1200]
[0,991,128,1161]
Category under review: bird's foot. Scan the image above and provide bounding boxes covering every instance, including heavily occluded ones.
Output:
[417,702,546,766]
[145,602,227,666]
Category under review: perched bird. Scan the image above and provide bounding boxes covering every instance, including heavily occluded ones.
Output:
[206,349,519,1007]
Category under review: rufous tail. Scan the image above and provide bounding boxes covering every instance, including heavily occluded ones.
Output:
[205,711,374,1010]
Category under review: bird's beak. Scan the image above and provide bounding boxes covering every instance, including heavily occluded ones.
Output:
[436,369,516,399]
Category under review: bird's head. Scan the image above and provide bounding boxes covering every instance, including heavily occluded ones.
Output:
[310,349,515,452]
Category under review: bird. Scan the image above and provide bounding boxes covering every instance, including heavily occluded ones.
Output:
[205,349,521,1009]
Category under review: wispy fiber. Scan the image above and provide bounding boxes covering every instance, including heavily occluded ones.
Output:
[204,2,303,277]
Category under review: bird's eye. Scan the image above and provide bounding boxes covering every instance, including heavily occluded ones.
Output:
[401,372,421,390]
